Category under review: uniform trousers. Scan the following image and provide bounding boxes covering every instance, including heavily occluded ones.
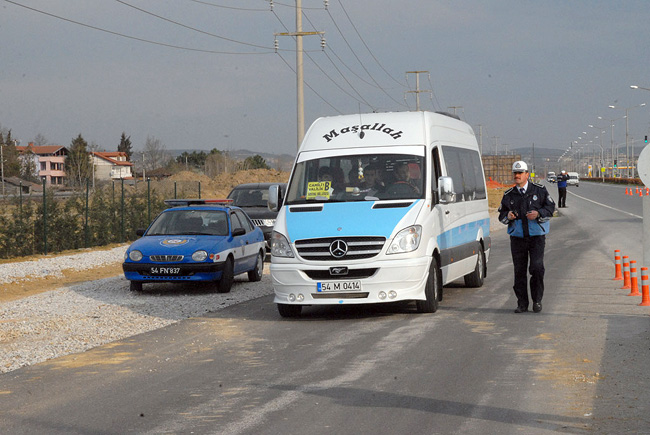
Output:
[558,187,566,207]
[510,235,546,308]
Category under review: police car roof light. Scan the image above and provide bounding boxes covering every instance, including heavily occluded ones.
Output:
[164,199,233,207]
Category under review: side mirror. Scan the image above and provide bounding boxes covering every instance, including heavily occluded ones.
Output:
[136,229,146,237]
[232,228,246,237]
[268,184,282,212]
[438,176,456,204]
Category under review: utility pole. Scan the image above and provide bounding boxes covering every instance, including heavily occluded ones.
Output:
[447,106,463,116]
[477,124,483,155]
[274,0,324,149]
[405,71,430,111]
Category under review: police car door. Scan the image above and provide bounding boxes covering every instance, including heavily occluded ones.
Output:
[231,209,257,273]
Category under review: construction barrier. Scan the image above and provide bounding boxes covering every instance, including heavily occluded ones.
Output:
[627,261,641,296]
[622,256,631,290]
[640,268,650,307]
[614,249,623,280]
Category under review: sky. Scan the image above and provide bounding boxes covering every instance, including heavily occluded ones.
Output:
[2,0,650,160]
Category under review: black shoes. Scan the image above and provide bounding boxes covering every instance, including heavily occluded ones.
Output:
[514,306,528,313]
[533,302,542,313]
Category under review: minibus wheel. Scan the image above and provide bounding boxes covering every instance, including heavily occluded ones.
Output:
[416,257,439,313]
[464,244,485,287]
[278,303,302,317]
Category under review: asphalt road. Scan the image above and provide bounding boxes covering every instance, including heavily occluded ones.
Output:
[1,181,649,434]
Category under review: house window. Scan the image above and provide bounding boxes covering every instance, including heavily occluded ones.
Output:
[41,162,47,171]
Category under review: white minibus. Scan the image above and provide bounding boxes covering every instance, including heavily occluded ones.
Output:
[268,111,491,317]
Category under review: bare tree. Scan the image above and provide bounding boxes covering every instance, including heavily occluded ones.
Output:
[33,133,48,147]
[143,135,169,171]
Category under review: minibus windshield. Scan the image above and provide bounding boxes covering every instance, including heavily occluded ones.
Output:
[285,152,425,204]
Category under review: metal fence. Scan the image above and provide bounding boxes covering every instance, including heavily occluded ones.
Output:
[0,179,204,259]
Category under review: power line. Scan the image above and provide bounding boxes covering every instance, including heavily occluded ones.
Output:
[5,0,274,55]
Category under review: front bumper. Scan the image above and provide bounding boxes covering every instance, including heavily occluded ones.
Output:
[270,256,430,305]
[122,262,224,282]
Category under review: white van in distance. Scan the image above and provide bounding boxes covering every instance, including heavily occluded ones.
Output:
[268,111,491,317]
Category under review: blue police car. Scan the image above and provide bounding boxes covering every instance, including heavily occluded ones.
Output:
[122,199,265,293]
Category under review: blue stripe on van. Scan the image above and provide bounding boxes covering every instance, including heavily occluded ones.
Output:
[286,201,418,241]
[437,218,490,250]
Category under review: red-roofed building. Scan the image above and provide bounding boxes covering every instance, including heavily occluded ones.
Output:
[91,151,134,180]
[16,143,68,186]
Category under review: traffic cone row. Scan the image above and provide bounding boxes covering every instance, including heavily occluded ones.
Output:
[613,250,650,312]
[624,186,650,195]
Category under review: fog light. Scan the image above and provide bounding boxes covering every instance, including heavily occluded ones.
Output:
[388,290,397,299]
[289,294,296,302]
[378,291,387,300]
[296,294,304,302]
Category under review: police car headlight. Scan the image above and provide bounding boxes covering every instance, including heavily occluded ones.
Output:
[387,226,422,254]
[129,250,143,261]
[271,231,294,258]
[192,250,208,261]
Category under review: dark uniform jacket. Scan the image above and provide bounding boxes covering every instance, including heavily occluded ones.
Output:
[498,182,555,238]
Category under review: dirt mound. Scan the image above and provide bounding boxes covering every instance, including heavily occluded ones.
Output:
[157,169,290,199]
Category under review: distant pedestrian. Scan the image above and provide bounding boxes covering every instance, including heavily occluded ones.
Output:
[498,161,556,313]
[556,170,568,208]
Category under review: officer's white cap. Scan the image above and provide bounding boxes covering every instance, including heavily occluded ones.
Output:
[512,161,528,173]
[561,170,566,173]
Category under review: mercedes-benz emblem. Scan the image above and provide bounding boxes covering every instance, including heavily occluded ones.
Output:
[329,239,348,258]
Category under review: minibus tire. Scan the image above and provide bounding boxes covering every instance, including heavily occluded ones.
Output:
[277,303,302,317]
[416,257,439,313]
[464,245,485,287]
[217,257,234,293]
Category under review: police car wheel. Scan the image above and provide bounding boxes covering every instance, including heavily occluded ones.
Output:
[129,281,143,292]
[277,303,302,317]
[248,251,263,282]
[416,257,439,313]
[464,246,485,288]
[217,257,234,293]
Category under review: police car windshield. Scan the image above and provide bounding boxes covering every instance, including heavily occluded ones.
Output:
[285,153,425,205]
[147,210,229,236]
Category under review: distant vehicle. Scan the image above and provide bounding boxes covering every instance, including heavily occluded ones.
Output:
[547,171,556,183]
[567,172,579,186]
[227,183,287,251]
[122,199,265,293]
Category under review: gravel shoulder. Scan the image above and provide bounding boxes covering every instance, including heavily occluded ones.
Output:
[0,245,274,374]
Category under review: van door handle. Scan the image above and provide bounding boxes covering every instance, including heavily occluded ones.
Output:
[445,210,450,215]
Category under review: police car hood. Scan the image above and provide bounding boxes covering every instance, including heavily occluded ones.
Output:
[285,200,422,241]
[129,235,226,255]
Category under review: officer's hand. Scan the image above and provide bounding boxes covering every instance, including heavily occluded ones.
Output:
[507,211,517,220]
[526,210,539,220]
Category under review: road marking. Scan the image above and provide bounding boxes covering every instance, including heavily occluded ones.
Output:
[568,191,642,219]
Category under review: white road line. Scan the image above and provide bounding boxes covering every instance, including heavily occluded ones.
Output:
[568,190,642,219]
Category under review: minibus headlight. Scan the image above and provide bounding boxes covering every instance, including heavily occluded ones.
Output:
[387,225,422,254]
[271,231,294,258]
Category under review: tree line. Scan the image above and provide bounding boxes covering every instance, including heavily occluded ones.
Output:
[0,127,271,188]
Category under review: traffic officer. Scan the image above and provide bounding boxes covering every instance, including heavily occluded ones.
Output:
[498,161,556,313]
[556,170,568,207]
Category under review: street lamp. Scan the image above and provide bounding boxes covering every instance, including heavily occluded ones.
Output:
[609,102,646,178]
[588,124,607,180]
[631,85,650,92]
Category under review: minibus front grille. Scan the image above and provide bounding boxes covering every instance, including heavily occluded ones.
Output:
[295,237,385,261]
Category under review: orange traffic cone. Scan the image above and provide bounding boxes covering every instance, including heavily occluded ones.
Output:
[622,256,631,289]
[614,250,623,280]
[640,268,650,307]
[628,261,641,296]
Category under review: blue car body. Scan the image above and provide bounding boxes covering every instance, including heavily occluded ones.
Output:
[122,199,265,291]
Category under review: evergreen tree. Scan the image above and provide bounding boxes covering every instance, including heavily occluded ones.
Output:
[66,134,92,187]
[240,154,270,170]
[1,129,21,178]
[118,132,133,160]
